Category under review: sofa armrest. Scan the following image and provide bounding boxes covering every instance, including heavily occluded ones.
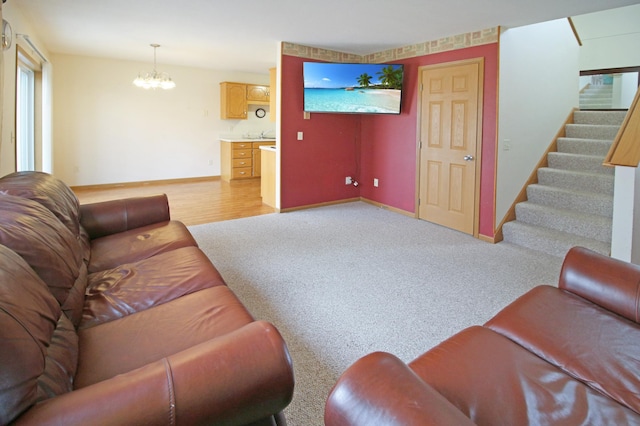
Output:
[325,352,475,426]
[79,194,171,239]
[559,246,640,323]
[13,321,294,426]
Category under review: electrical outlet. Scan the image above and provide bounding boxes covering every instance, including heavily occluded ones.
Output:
[503,139,511,151]
[297,131,304,141]
[345,176,353,185]
[373,178,379,187]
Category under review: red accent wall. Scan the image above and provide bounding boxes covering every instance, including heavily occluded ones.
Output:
[281,43,498,238]
[280,55,361,208]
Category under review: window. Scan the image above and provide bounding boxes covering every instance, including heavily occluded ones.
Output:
[15,45,44,172]
[16,61,35,171]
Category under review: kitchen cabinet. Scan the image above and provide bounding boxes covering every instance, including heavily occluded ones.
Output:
[252,141,274,176]
[220,140,276,181]
[247,85,270,103]
[220,81,270,120]
[261,146,276,208]
[220,82,247,119]
[269,68,276,123]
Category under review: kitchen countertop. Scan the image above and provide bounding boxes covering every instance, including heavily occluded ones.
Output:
[220,138,276,143]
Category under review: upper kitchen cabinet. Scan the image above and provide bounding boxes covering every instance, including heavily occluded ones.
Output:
[220,81,271,120]
[220,82,247,119]
[269,68,276,123]
[247,85,270,103]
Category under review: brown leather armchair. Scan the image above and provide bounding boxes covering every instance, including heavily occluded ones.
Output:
[326,247,640,425]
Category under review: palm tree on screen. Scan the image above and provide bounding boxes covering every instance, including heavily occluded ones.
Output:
[376,65,403,89]
[357,73,373,87]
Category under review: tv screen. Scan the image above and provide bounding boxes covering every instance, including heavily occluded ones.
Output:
[303,62,404,114]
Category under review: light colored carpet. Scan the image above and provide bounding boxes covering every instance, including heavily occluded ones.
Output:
[188,201,565,425]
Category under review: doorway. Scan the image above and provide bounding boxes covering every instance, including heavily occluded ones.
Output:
[417,58,484,235]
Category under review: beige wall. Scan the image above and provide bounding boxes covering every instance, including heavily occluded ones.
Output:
[0,2,52,176]
[52,54,273,186]
[1,2,275,186]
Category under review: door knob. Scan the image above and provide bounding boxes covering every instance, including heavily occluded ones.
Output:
[463,155,474,161]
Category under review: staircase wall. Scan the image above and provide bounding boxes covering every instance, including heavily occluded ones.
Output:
[611,165,640,265]
[574,4,640,72]
[497,19,580,222]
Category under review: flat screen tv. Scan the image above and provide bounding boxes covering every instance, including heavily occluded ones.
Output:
[303,62,404,114]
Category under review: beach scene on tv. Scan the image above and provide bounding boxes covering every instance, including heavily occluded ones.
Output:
[303,63,403,114]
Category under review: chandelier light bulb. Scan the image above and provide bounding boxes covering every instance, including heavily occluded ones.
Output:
[133,44,175,90]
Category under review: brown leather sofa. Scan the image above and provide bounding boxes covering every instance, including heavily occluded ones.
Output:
[325,247,640,425]
[0,171,294,426]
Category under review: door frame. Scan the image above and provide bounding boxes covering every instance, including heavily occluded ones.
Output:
[414,57,485,237]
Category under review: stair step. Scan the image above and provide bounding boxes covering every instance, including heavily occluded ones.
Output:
[502,105,622,259]
[582,84,612,91]
[580,100,612,105]
[557,137,612,156]
[573,110,627,126]
[581,93,612,99]
[580,92,612,98]
[547,152,614,175]
[526,184,612,217]
[565,123,620,140]
[537,168,614,193]
[515,202,612,242]
[580,105,615,110]
[502,221,610,258]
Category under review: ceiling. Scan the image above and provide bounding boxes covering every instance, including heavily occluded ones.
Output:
[11,0,640,74]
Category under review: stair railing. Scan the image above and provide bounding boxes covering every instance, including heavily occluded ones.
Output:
[604,85,640,168]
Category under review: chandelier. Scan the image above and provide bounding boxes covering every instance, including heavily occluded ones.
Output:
[133,44,176,90]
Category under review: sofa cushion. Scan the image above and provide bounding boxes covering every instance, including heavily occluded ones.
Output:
[486,285,640,415]
[75,286,255,388]
[0,171,81,238]
[0,194,86,325]
[87,220,198,273]
[408,326,640,425]
[0,245,78,425]
[80,246,227,329]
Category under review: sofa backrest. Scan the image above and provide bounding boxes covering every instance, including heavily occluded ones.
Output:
[559,246,640,324]
[0,244,78,425]
[0,194,87,326]
[0,171,81,238]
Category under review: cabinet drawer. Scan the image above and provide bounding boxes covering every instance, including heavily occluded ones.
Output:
[233,158,252,168]
[232,167,252,179]
[233,149,252,159]
[234,142,252,149]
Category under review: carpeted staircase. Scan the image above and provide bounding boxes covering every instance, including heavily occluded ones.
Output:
[580,84,613,109]
[502,110,627,258]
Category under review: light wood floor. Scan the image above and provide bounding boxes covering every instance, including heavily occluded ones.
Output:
[72,177,275,227]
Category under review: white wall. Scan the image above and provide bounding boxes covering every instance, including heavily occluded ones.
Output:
[574,4,640,71]
[611,165,640,265]
[618,73,639,108]
[52,54,274,186]
[496,19,580,221]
